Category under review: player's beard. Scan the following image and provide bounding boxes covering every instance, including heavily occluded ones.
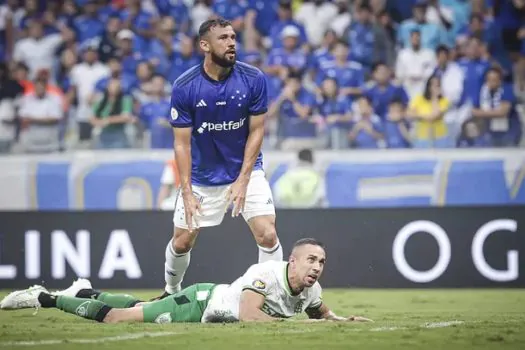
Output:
[211,50,236,68]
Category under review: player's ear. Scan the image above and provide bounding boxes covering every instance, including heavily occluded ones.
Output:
[200,38,210,53]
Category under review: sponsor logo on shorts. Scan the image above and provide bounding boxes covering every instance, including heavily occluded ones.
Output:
[252,280,266,290]
[75,301,91,317]
[154,312,172,324]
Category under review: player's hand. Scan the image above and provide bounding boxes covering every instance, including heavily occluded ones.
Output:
[346,316,374,322]
[182,191,202,232]
[228,177,249,217]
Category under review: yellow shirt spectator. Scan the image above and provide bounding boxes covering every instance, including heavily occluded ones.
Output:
[409,95,450,141]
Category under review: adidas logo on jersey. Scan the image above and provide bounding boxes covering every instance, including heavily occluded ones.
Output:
[196,99,207,108]
[197,117,246,134]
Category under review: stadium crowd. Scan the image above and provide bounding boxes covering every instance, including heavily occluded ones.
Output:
[0,0,524,153]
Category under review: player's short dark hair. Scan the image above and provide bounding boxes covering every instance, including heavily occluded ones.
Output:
[298,148,313,163]
[198,18,232,39]
[293,238,325,250]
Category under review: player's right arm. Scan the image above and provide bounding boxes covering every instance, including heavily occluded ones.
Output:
[239,290,280,322]
[238,266,281,322]
[170,81,201,231]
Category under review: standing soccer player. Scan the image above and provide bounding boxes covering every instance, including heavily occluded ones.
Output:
[158,18,282,298]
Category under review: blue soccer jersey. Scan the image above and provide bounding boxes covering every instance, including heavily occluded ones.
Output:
[169,62,268,186]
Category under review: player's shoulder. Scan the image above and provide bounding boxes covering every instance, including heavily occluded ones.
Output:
[173,64,202,89]
[235,61,264,79]
[246,260,285,276]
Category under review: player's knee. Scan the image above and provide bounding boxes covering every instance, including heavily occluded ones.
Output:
[256,226,278,248]
[102,310,121,324]
[173,234,194,254]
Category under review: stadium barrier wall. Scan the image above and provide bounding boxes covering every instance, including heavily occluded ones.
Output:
[0,207,524,289]
[0,149,524,210]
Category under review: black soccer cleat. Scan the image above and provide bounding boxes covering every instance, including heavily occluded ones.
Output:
[149,291,173,301]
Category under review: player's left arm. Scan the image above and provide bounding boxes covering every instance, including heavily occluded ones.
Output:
[305,302,373,322]
[238,71,268,180]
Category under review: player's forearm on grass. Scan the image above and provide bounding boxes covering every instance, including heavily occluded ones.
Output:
[239,308,281,322]
[173,128,193,193]
[239,115,265,179]
[306,303,347,321]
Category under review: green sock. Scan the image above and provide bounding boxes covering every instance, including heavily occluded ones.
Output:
[96,292,140,308]
[57,296,110,322]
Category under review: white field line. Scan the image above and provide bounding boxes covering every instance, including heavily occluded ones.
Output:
[0,331,179,347]
[0,320,466,347]
[371,320,465,332]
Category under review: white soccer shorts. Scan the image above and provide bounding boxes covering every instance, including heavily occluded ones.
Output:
[173,170,276,229]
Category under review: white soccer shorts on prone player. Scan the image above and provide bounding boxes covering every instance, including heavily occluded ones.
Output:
[173,170,276,229]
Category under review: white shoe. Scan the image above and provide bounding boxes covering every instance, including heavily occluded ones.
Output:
[53,278,92,297]
[0,285,48,310]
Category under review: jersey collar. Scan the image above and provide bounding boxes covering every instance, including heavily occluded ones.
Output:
[200,63,235,84]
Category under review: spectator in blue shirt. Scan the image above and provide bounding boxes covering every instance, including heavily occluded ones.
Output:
[98,15,121,63]
[212,0,248,33]
[313,78,352,149]
[397,1,444,50]
[265,25,309,80]
[120,0,156,53]
[314,41,364,101]
[364,63,409,119]
[348,95,384,149]
[457,118,492,148]
[309,29,338,76]
[139,74,172,149]
[166,36,201,83]
[485,0,525,59]
[472,67,522,147]
[457,36,492,105]
[268,71,317,142]
[72,0,105,46]
[383,99,411,148]
[115,29,147,77]
[268,0,307,49]
[94,56,137,96]
[245,0,279,40]
[346,3,375,69]
[155,0,190,33]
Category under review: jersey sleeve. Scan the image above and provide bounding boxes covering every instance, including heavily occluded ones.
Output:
[241,264,276,297]
[306,283,323,310]
[248,71,268,116]
[169,81,193,128]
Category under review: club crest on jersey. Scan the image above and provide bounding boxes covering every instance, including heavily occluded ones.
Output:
[75,301,91,317]
[170,108,178,120]
[253,280,266,290]
[294,301,304,314]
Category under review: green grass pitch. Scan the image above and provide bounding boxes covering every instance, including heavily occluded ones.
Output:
[1,289,524,350]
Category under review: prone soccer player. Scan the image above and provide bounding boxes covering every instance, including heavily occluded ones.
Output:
[160,17,283,299]
[1,239,372,324]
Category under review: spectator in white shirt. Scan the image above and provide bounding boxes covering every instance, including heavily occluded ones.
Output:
[294,0,338,47]
[12,21,71,80]
[396,29,436,99]
[18,78,63,153]
[330,0,352,38]
[430,45,468,143]
[68,41,110,144]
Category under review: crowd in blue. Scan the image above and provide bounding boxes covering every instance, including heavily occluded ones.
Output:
[0,0,524,152]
